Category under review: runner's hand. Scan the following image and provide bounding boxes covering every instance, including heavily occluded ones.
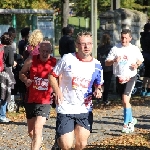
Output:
[113,56,121,63]
[130,63,138,70]
[55,89,63,105]
[93,89,102,99]
[25,79,32,87]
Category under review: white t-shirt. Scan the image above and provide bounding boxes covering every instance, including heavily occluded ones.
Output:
[105,43,144,78]
[51,53,104,114]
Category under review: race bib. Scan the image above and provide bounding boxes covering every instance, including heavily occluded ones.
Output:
[72,77,90,89]
[118,55,130,76]
[33,77,49,91]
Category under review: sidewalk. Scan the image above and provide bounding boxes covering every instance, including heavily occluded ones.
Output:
[0,97,150,149]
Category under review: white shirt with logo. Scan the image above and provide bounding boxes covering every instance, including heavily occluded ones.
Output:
[105,43,144,78]
[52,53,103,114]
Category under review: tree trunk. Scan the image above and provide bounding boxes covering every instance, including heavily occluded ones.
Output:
[61,0,69,27]
[143,0,148,14]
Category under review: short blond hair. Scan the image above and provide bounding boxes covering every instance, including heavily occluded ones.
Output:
[28,29,43,47]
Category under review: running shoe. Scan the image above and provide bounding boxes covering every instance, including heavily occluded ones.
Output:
[140,88,147,96]
[130,118,137,125]
[0,117,10,123]
[122,123,134,133]
[145,92,150,96]
[104,101,111,105]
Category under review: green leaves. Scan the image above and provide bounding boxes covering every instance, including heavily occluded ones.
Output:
[0,0,51,9]
[72,0,111,17]
[0,0,53,30]
[121,0,150,10]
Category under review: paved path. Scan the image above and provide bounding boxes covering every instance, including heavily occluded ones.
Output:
[0,98,150,150]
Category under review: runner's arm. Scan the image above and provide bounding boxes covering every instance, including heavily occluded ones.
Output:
[105,59,114,66]
[105,47,119,66]
[19,57,32,86]
[136,60,142,67]
[135,47,144,67]
[48,74,59,93]
[49,74,63,105]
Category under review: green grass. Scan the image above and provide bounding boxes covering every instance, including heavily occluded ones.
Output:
[53,46,60,57]
[69,16,90,28]
[68,16,100,29]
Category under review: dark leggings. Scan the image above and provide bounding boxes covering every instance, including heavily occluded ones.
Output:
[103,71,113,102]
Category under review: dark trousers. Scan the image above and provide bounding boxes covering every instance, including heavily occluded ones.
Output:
[103,71,113,102]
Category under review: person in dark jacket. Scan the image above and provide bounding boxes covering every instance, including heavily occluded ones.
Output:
[97,33,113,105]
[59,25,76,57]
[11,53,25,112]
[0,32,16,122]
[16,27,30,109]
[140,23,150,96]
[18,27,30,58]
[8,27,17,54]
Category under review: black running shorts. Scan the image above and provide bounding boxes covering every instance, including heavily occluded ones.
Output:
[56,112,93,139]
[24,103,50,119]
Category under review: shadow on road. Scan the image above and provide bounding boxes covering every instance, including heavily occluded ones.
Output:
[0,121,55,129]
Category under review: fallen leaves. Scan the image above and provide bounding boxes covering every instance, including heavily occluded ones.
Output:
[6,108,26,122]
[86,131,150,149]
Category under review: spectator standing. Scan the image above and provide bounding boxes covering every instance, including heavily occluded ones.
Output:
[140,23,150,96]
[24,29,43,60]
[8,27,17,54]
[0,32,16,122]
[17,27,30,106]
[18,27,30,57]
[97,33,113,105]
[59,25,76,58]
